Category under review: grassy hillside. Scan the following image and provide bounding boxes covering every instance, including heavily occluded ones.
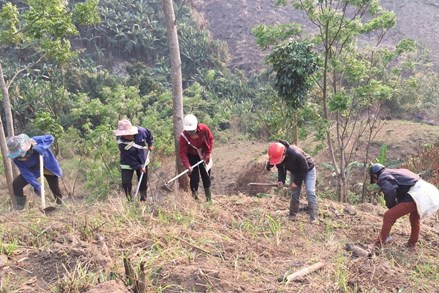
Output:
[0,195,438,292]
[1,121,439,292]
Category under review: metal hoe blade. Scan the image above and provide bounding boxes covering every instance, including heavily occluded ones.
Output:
[160,160,205,192]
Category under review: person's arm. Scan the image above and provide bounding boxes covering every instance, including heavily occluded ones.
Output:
[201,125,214,163]
[143,128,154,150]
[277,164,287,185]
[32,135,55,154]
[380,179,399,209]
[179,134,191,169]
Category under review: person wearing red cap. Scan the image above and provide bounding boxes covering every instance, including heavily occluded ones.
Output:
[267,140,318,223]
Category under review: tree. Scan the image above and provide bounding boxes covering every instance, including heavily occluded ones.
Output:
[271,0,416,201]
[0,0,99,207]
[161,0,189,191]
[265,39,319,144]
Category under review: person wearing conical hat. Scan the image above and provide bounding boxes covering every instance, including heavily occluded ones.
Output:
[7,134,63,210]
[114,119,154,202]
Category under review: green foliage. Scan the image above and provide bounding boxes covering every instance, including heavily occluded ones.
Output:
[34,112,64,138]
[267,40,319,109]
[0,2,19,44]
[0,240,17,256]
[0,0,99,62]
[72,0,101,25]
[252,23,302,50]
[375,144,388,165]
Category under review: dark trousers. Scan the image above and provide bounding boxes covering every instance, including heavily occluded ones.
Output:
[121,167,148,200]
[188,154,210,192]
[375,201,420,247]
[13,174,62,199]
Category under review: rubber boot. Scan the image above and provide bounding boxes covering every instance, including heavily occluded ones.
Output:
[309,202,319,224]
[15,196,27,210]
[140,191,147,202]
[204,187,212,202]
[289,198,300,220]
[55,196,63,205]
[191,190,199,200]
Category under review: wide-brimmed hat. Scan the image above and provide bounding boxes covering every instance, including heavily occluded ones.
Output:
[7,134,35,159]
[113,119,138,136]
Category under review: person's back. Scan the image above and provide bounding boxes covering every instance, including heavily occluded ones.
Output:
[378,168,420,208]
[7,134,63,209]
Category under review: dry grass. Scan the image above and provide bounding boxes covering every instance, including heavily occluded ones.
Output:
[0,192,438,292]
[1,120,439,292]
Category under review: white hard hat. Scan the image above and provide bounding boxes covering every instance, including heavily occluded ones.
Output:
[183,114,198,131]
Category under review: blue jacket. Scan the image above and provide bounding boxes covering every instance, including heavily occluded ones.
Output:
[13,135,62,195]
[118,126,154,170]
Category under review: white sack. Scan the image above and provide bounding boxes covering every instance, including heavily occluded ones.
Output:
[408,179,439,219]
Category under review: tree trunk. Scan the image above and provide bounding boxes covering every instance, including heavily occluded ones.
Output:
[293,111,298,146]
[162,0,189,191]
[0,63,19,179]
[0,119,16,208]
[0,64,15,137]
[0,63,17,207]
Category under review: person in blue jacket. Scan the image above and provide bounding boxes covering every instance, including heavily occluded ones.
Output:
[7,134,63,210]
[114,119,154,202]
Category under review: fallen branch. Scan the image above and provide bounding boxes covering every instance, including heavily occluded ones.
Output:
[283,262,325,284]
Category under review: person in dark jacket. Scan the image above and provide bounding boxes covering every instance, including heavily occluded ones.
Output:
[369,163,421,249]
[267,140,318,223]
[114,119,154,202]
[179,114,214,202]
[7,134,63,210]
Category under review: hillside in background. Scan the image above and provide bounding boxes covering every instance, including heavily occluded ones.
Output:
[1,120,439,292]
[1,0,439,291]
[192,0,439,73]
